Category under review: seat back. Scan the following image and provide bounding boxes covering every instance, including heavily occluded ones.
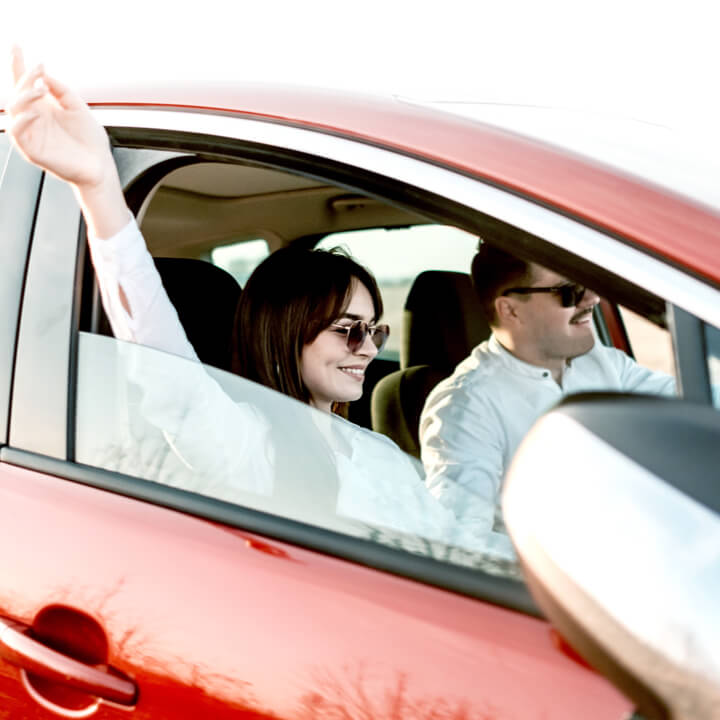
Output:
[402,270,491,373]
[154,257,242,372]
[372,270,490,457]
[371,365,447,457]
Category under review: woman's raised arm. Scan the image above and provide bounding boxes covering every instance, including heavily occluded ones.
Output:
[7,47,129,240]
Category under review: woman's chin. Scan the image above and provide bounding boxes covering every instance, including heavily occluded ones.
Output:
[336,387,364,404]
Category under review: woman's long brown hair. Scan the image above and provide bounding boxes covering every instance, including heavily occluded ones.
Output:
[232,246,383,405]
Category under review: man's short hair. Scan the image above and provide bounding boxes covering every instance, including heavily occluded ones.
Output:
[471,242,533,325]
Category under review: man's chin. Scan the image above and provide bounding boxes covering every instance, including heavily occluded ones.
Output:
[568,334,595,359]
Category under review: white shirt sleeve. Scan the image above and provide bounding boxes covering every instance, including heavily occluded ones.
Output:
[86,215,273,497]
[419,383,510,551]
[118,342,274,498]
[606,347,676,396]
[87,215,198,361]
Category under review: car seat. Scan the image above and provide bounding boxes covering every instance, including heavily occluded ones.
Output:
[153,257,242,372]
[371,270,490,457]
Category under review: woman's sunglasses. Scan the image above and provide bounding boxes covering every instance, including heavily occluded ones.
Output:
[502,283,587,308]
[330,321,390,353]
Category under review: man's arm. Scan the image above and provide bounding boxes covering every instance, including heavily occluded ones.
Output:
[608,347,676,396]
[419,383,512,552]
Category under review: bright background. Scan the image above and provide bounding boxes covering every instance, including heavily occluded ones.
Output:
[2,0,719,130]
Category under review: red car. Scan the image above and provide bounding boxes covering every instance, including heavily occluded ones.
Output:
[1,83,718,719]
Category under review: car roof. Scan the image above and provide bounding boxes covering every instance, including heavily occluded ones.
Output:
[5,82,720,284]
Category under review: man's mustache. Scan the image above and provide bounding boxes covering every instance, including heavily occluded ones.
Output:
[570,307,593,323]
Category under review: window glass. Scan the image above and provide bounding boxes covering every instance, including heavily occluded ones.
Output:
[316,226,478,359]
[75,331,520,580]
[705,323,720,408]
[210,238,269,286]
[619,306,676,377]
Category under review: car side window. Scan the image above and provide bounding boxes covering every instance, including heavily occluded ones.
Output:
[705,323,720,408]
[316,226,478,360]
[74,331,520,580]
[618,305,676,377]
[210,238,270,285]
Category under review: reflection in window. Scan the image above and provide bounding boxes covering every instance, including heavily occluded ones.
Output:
[75,332,519,580]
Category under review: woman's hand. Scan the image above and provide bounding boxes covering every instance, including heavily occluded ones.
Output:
[7,47,113,189]
[7,47,130,239]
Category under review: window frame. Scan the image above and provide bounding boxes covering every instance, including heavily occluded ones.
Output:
[4,109,720,616]
[7,172,81,457]
[0,139,44,446]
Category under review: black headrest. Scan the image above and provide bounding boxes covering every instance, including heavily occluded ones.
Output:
[154,257,242,372]
[402,270,490,372]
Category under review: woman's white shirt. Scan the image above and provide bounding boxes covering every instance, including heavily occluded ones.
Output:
[87,217,464,545]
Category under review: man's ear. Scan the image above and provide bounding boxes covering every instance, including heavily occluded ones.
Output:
[495,296,517,324]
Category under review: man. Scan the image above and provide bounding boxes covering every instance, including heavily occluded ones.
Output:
[419,243,675,557]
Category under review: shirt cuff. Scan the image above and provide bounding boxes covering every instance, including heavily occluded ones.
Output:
[86,212,150,343]
[88,212,147,276]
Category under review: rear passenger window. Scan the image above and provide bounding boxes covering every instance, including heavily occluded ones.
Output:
[210,238,270,286]
[75,332,520,580]
[316,226,478,360]
[72,152,521,587]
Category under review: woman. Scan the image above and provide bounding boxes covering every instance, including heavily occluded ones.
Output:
[5,51,478,551]
[234,244,388,414]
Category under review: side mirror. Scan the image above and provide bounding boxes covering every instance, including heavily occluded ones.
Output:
[503,394,720,720]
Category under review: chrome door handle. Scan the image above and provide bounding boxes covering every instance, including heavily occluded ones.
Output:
[0,617,136,705]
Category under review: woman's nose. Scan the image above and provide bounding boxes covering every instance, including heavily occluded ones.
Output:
[356,331,379,358]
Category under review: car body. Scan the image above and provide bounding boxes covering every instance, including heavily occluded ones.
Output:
[0,83,719,718]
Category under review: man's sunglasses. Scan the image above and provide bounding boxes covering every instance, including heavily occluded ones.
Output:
[502,283,587,308]
[330,321,390,353]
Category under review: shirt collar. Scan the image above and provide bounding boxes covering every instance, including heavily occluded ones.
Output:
[486,334,557,380]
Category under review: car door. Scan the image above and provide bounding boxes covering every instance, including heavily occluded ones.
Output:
[0,112,640,719]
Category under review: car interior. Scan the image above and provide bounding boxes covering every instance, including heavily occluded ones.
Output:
[85,152,674,459]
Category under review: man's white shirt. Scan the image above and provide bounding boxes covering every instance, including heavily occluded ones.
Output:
[419,334,676,556]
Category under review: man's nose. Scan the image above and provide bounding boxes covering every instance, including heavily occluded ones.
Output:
[580,288,600,308]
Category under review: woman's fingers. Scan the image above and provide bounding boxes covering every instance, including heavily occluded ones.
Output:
[10,45,25,84]
[7,110,41,141]
[6,86,47,118]
[43,73,82,111]
[13,63,45,96]
[10,47,42,93]
[9,47,80,114]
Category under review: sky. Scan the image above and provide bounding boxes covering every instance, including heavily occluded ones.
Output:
[2,0,719,132]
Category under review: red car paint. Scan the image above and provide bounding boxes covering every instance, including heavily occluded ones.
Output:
[0,463,631,718]
[75,83,720,285]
